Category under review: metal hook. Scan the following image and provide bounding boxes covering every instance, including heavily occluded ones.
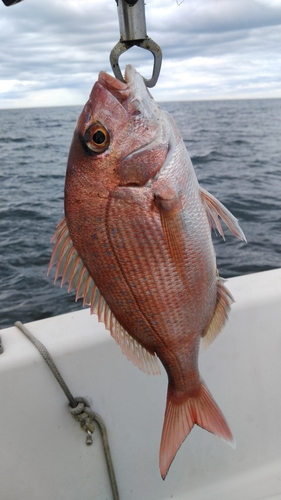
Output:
[110,38,162,88]
[110,0,162,87]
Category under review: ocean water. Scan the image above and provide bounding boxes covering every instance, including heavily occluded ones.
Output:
[0,99,280,329]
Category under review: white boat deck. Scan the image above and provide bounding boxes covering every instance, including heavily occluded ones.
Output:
[1,269,281,500]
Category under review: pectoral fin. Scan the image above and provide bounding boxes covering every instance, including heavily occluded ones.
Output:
[200,187,246,241]
[154,183,185,267]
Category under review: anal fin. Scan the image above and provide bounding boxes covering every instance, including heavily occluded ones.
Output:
[48,218,161,376]
[201,276,234,350]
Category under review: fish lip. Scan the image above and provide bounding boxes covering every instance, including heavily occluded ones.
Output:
[97,65,150,107]
[98,65,137,87]
[97,68,132,104]
[98,71,128,91]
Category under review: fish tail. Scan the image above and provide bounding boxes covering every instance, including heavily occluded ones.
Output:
[159,381,234,479]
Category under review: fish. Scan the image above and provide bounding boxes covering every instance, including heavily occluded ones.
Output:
[48,65,246,479]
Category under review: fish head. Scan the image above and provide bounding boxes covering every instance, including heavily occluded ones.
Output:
[66,65,169,193]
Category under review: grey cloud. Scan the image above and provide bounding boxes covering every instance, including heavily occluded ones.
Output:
[149,0,280,35]
[159,24,280,60]
[0,0,280,107]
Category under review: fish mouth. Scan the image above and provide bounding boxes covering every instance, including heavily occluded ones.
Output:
[97,65,149,105]
[98,67,131,103]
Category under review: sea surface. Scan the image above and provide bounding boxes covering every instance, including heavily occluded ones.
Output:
[0,99,280,329]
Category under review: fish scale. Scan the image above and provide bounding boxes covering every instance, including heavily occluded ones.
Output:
[106,191,186,351]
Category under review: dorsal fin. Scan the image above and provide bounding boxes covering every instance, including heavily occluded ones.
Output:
[201,276,234,350]
[200,187,246,241]
[48,218,160,375]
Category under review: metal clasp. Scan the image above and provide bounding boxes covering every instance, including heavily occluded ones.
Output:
[110,0,162,88]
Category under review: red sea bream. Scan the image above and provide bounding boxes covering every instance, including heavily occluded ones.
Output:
[49,65,245,478]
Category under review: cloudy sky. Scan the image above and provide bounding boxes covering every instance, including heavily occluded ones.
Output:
[0,0,280,108]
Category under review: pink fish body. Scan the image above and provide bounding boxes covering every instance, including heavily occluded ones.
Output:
[49,66,245,478]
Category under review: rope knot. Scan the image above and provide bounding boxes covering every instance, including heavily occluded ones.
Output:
[69,397,95,443]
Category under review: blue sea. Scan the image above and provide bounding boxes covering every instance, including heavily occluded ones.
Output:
[0,99,280,329]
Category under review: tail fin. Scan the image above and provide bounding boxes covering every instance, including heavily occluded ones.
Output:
[159,381,234,479]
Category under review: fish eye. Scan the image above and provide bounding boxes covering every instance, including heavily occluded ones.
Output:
[85,122,110,153]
